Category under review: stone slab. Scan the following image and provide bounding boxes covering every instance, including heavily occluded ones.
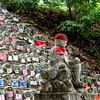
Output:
[34,93,98,100]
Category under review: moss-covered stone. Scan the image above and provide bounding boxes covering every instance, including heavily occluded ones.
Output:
[18,32,29,37]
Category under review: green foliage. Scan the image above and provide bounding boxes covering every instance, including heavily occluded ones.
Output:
[57,20,84,32]
[0,0,10,3]
[80,15,92,30]
[57,5,100,37]
[81,7,100,22]
[43,0,63,7]
[39,0,100,19]
[80,32,100,37]
[84,47,100,57]
[89,7,100,22]
[58,0,100,19]
[7,0,23,11]
[97,2,100,7]
[39,0,68,11]
[80,7,100,33]
[2,0,39,11]
[22,0,39,11]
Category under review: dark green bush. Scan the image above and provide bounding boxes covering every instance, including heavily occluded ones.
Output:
[7,0,23,11]
[80,7,100,27]
[22,0,39,11]
[0,0,9,3]
[80,16,92,29]
[80,32,100,37]
[57,20,84,32]
[84,47,100,58]
[57,6,100,38]
[2,0,39,11]
[89,7,100,22]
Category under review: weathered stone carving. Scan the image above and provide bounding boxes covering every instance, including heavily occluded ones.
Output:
[40,34,84,93]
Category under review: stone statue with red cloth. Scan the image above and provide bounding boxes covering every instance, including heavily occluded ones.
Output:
[40,34,83,93]
[49,34,69,66]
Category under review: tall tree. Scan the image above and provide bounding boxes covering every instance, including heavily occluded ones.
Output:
[64,0,100,19]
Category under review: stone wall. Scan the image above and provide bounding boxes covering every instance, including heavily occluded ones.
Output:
[34,93,98,100]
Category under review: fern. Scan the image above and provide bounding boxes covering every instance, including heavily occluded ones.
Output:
[57,20,84,32]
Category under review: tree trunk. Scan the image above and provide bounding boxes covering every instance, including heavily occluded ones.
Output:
[68,6,72,20]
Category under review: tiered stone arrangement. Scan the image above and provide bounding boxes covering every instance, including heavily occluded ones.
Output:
[0,5,50,100]
[0,3,100,100]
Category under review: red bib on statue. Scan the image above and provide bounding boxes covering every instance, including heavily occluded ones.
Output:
[36,40,46,46]
[56,46,68,55]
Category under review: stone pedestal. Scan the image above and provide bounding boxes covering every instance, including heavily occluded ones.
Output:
[34,93,97,100]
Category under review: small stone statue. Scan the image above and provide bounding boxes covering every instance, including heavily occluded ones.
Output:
[40,34,73,93]
[40,34,84,93]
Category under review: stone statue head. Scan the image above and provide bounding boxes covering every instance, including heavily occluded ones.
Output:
[55,34,68,47]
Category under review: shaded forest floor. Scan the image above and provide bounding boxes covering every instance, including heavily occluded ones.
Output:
[10,6,100,75]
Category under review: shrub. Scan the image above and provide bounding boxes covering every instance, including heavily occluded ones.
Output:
[22,0,39,11]
[57,20,84,32]
[80,16,92,26]
[89,7,100,22]
[80,7,100,25]
[7,0,23,11]
[84,47,100,58]
[3,0,39,11]
[80,32,100,37]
